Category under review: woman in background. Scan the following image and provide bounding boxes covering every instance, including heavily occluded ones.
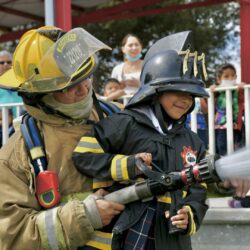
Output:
[111,34,143,95]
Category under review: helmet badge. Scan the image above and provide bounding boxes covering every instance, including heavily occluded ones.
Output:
[178,49,208,81]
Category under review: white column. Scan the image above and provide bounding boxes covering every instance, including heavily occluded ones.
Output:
[45,0,55,26]
[2,108,9,145]
[226,89,234,154]
[190,109,197,133]
[207,89,215,155]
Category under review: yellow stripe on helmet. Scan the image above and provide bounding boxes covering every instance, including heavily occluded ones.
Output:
[71,56,95,81]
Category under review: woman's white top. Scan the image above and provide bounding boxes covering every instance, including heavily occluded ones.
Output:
[111,62,141,95]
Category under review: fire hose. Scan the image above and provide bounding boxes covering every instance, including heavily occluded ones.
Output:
[103,148,250,233]
[104,155,219,204]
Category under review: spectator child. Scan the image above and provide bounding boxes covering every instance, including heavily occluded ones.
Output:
[210,63,244,155]
[102,78,125,101]
[211,65,249,208]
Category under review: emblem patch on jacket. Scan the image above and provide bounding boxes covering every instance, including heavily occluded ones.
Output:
[180,146,197,166]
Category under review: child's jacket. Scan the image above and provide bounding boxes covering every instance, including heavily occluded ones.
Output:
[73,106,208,250]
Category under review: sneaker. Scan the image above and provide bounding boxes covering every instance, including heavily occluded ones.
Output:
[228,199,242,208]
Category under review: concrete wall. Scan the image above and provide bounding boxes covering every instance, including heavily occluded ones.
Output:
[192,198,250,250]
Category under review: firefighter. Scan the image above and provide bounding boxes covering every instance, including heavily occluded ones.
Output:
[0,26,124,250]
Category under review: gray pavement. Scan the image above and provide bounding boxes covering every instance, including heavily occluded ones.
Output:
[192,197,250,250]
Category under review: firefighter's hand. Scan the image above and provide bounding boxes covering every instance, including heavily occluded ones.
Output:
[92,189,125,226]
[95,199,125,226]
[135,152,152,175]
[223,178,250,198]
[166,207,189,230]
[84,189,125,229]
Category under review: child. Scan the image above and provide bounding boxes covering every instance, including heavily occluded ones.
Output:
[210,63,245,156]
[102,78,125,101]
[73,31,208,250]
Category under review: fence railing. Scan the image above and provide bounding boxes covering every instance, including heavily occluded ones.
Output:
[190,85,250,155]
[0,103,24,145]
[1,86,249,155]
[119,94,133,105]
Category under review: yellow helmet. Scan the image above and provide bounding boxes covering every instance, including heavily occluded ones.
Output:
[0,26,111,93]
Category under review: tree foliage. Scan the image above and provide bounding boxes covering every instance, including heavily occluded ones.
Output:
[0,0,240,92]
[82,0,240,92]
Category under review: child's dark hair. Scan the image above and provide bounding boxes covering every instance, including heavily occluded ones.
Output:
[215,63,236,79]
[121,33,143,47]
[103,78,120,88]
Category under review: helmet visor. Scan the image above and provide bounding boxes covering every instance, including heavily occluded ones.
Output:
[20,28,111,93]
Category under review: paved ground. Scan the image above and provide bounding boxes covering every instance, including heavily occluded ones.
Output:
[207,197,232,208]
[192,199,250,250]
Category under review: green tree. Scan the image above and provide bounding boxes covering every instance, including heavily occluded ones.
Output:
[83,0,239,92]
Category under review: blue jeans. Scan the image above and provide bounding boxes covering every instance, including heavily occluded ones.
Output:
[215,129,227,156]
[197,129,208,149]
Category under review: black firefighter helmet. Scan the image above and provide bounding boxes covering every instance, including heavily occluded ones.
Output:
[126,31,209,108]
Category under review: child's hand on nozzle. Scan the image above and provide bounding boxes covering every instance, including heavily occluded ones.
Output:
[136,152,152,166]
[165,207,189,230]
[135,152,152,175]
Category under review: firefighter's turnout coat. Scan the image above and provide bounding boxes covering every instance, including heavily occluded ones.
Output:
[73,105,208,250]
[0,104,101,250]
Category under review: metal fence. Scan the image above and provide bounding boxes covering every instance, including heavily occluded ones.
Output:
[190,85,250,155]
[0,103,24,145]
[1,86,249,155]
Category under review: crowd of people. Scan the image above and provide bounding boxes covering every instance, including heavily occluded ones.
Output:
[97,34,246,162]
[97,33,143,102]
[0,26,249,250]
[0,33,247,155]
